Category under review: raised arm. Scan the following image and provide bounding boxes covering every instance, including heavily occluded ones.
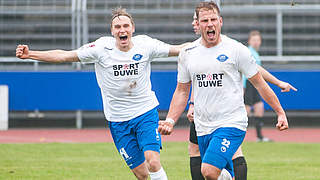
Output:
[16,44,79,63]
[168,42,191,56]
[258,65,297,92]
[158,82,191,135]
[248,72,289,131]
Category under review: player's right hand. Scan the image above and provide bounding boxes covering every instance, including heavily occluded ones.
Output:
[16,44,30,59]
[187,105,194,122]
[278,81,298,92]
[276,113,289,131]
[158,120,173,135]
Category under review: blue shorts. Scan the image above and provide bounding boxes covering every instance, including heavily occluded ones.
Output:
[108,107,162,169]
[198,127,246,177]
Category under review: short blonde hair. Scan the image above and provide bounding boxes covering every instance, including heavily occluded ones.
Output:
[195,1,220,20]
[110,7,134,28]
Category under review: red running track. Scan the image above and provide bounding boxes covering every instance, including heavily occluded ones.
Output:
[0,128,319,144]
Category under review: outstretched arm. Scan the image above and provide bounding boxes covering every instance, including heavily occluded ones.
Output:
[16,44,79,63]
[258,65,297,92]
[158,82,191,135]
[249,72,289,131]
[168,42,191,56]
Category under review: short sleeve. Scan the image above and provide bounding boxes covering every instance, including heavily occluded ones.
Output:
[177,49,191,83]
[146,36,170,59]
[77,41,100,63]
[237,44,258,79]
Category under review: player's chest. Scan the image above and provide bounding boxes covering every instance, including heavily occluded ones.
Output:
[186,50,236,74]
[97,48,150,78]
[98,46,150,65]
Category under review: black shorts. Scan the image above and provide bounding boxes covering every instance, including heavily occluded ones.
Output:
[189,122,198,144]
[244,80,262,106]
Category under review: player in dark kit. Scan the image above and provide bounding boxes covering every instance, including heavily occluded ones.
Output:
[243,31,297,142]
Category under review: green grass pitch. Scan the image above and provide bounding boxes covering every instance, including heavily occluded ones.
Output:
[0,142,319,180]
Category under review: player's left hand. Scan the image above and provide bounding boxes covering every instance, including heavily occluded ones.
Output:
[278,81,297,92]
[158,121,174,135]
[276,113,289,131]
[187,105,194,122]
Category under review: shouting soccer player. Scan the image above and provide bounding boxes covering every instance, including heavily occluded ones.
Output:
[16,7,186,180]
[187,9,296,180]
[159,2,289,180]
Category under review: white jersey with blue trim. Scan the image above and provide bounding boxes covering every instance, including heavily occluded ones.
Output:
[179,35,258,136]
[77,35,170,122]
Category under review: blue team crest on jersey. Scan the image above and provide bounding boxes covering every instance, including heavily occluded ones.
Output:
[216,54,229,62]
[132,54,143,61]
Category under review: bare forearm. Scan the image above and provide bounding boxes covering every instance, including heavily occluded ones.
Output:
[250,74,285,115]
[258,66,281,86]
[168,42,191,57]
[29,50,79,63]
[258,83,284,114]
[190,88,194,102]
[167,94,189,122]
[167,83,191,122]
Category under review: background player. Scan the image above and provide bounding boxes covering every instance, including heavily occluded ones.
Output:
[187,9,296,180]
[16,7,186,180]
[243,30,297,142]
[244,30,267,142]
[159,2,289,179]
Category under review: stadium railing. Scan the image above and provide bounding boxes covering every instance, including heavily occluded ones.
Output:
[1,1,320,128]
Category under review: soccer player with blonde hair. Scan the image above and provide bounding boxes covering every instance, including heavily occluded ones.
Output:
[16,7,187,180]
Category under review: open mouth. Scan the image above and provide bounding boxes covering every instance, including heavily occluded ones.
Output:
[119,35,128,41]
[207,30,215,39]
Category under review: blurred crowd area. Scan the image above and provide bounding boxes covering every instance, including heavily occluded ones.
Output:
[1,0,320,128]
[0,0,320,59]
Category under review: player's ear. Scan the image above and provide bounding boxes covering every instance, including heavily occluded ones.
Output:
[132,24,135,33]
[111,27,114,36]
[219,16,223,27]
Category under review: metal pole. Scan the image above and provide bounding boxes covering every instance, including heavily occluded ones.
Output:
[76,110,82,129]
[76,0,81,70]
[71,0,78,69]
[82,0,88,45]
[76,0,81,49]
[34,61,39,71]
[277,10,283,56]
[71,0,76,49]
[216,0,221,10]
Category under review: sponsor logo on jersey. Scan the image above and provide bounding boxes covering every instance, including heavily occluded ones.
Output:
[196,73,224,88]
[104,47,113,50]
[185,45,197,52]
[132,54,143,61]
[216,54,229,62]
[113,63,139,76]
[88,44,95,48]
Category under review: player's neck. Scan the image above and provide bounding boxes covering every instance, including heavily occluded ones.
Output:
[116,41,133,52]
[201,35,222,48]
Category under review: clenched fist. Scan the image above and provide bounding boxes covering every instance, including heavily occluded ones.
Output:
[158,120,174,135]
[276,113,289,131]
[16,44,30,59]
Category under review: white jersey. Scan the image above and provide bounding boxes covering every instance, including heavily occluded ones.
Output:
[77,35,170,122]
[178,35,258,136]
[193,34,231,45]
